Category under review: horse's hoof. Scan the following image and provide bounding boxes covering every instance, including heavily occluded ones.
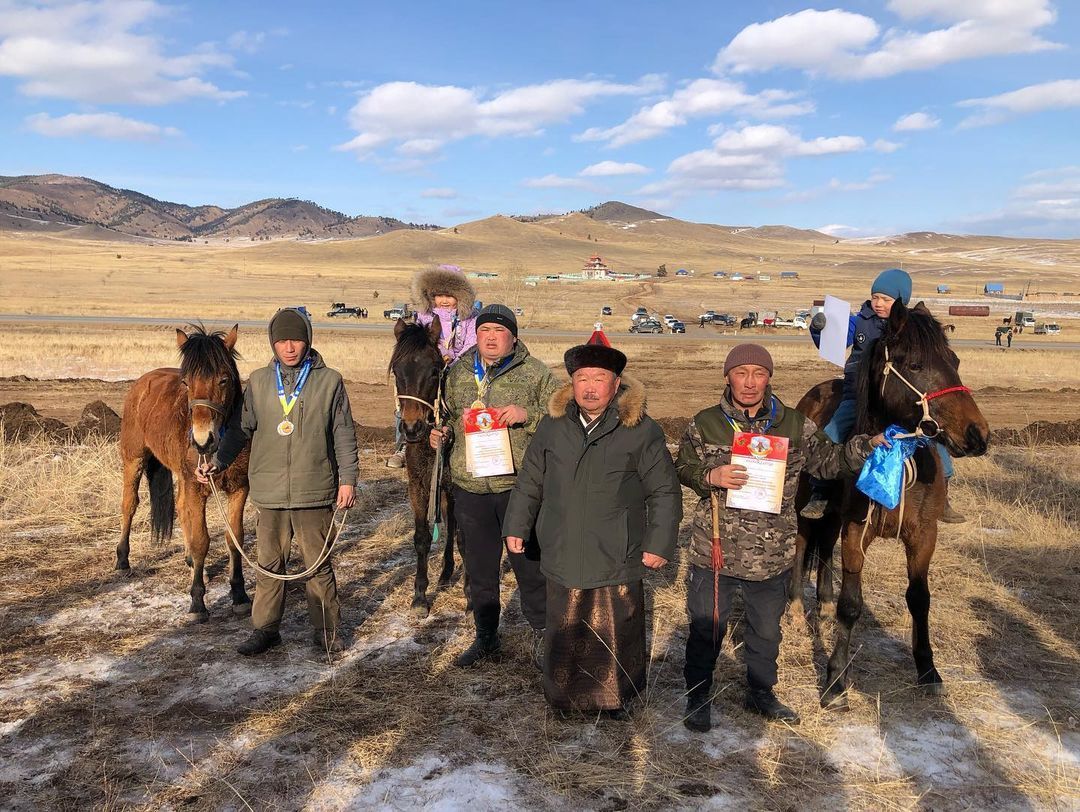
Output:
[821,690,849,711]
[818,601,837,619]
[411,601,430,619]
[786,600,805,618]
[186,611,210,624]
[232,602,252,617]
[918,680,945,697]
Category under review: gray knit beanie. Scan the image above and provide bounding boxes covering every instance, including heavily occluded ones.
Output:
[723,343,774,376]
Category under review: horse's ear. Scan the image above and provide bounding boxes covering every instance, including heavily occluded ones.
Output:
[394,317,407,338]
[223,324,238,351]
[913,301,933,317]
[176,329,189,349]
[887,298,910,335]
[427,313,442,344]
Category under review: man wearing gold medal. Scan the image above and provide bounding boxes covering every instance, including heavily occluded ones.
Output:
[675,344,887,731]
[197,306,359,657]
[430,304,559,668]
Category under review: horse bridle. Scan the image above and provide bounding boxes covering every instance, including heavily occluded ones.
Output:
[394,373,445,433]
[188,398,228,416]
[880,346,971,439]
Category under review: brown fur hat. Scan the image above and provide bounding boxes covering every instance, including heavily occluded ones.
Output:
[411,267,477,320]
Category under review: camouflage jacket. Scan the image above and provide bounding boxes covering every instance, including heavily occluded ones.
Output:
[444,340,560,495]
[675,388,873,580]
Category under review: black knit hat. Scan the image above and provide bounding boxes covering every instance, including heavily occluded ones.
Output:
[269,308,308,344]
[564,329,627,376]
[475,303,518,337]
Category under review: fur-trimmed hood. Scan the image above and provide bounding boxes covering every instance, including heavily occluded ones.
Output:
[548,375,646,428]
[411,268,477,320]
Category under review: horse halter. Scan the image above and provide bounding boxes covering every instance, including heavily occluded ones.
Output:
[188,398,228,416]
[394,373,445,430]
[880,346,971,439]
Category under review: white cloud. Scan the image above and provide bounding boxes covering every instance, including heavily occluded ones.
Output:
[957,78,1080,127]
[784,171,892,202]
[421,187,458,199]
[226,30,266,54]
[953,166,1080,237]
[874,138,903,153]
[893,111,940,131]
[636,124,865,197]
[522,174,589,189]
[290,144,308,152]
[25,111,181,141]
[579,161,649,177]
[0,0,245,104]
[338,76,660,160]
[818,224,861,236]
[575,78,813,148]
[713,1,1060,80]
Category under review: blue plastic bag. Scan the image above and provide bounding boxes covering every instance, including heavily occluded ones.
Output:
[856,425,931,509]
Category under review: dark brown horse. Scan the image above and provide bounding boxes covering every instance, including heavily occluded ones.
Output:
[791,301,989,707]
[390,317,460,617]
[117,325,251,621]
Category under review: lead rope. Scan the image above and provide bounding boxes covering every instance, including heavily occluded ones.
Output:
[199,454,348,582]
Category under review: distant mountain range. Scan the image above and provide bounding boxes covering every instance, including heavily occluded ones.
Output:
[0,174,440,241]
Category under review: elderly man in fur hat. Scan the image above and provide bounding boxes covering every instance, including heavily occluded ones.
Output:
[504,332,682,716]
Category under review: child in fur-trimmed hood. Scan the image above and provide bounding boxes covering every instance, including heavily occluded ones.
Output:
[412,265,478,363]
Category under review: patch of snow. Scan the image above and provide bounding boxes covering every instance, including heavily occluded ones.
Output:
[310,754,534,810]
[885,718,979,787]
[0,718,27,737]
[828,723,903,779]
[0,654,117,704]
[0,737,76,784]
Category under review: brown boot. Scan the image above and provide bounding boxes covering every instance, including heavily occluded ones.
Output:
[940,499,967,523]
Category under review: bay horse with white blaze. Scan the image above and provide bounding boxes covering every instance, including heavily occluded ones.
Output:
[117,325,252,621]
[390,317,461,617]
[791,301,989,708]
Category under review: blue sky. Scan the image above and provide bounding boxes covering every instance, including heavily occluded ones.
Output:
[1,0,1079,237]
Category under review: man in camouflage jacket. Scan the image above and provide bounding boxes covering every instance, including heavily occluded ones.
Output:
[675,344,883,731]
[430,304,560,668]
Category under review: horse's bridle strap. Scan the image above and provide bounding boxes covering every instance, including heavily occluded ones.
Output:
[924,385,971,401]
[189,398,227,415]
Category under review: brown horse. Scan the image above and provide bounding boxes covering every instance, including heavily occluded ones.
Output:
[117,325,252,621]
[791,301,989,707]
[390,317,461,617]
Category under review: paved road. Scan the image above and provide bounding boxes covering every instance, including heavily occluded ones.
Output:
[4,312,1079,350]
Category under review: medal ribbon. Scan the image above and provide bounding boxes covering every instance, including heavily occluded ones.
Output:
[275,358,313,418]
[724,395,777,435]
[472,352,513,404]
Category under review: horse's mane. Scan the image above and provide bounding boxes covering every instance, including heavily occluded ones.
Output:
[388,321,438,373]
[854,301,952,432]
[179,323,241,383]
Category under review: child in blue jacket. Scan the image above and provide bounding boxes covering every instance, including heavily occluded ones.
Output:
[802,269,964,522]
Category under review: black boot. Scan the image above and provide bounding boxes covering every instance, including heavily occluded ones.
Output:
[745,687,800,724]
[454,609,501,668]
[684,686,712,733]
[237,629,282,657]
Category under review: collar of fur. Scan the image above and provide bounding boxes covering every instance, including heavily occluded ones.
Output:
[548,375,645,428]
[412,268,477,320]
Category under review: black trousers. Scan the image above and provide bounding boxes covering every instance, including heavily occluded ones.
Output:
[684,565,790,693]
[452,486,547,631]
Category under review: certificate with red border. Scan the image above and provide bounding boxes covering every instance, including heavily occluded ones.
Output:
[725,432,789,514]
[463,408,514,477]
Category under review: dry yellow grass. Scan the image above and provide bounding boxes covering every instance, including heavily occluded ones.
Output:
[0,429,1077,809]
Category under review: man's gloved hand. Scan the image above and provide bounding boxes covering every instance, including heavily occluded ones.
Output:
[810,313,827,332]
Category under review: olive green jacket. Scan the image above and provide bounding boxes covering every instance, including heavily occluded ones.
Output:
[503,377,682,589]
[443,341,560,495]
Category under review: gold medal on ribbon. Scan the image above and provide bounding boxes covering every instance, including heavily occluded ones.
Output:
[277,419,295,436]
[470,399,485,409]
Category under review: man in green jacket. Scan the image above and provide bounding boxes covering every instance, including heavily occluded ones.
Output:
[197,307,359,656]
[676,344,885,731]
[429,304,559,667]
[504,331,682,715]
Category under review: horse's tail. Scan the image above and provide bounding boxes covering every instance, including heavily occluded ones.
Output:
[146,455,175,542]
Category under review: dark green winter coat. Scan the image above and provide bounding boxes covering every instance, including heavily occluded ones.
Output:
[676,387,872,581]
[502,377,683,590]
[443,340,560,495]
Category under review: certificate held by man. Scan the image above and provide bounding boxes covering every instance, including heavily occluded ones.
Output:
[725,432,789,514]
[463,407,515,477]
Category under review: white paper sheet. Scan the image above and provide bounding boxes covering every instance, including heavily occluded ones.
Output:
[820,295,851,368]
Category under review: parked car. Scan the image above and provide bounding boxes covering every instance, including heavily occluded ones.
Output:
[670,321,685,334]
[713,313,737,326]
[675,269,689,276]
[631,307,651,324]
[327,302,366,318]
[713,271,727,278]
[601,305,613,315]
[514,307,524,316]
[774,315,807,329]
[1034,323,1061,335]
[629,319,664,334]
[662,314,677,326]
[383,305,408,320]
[698,310,717,323]
[730,273,745,281]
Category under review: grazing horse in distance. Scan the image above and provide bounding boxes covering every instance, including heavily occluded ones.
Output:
[117,324,252,621]
[791,301,989,707]
[390,317,460,617]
